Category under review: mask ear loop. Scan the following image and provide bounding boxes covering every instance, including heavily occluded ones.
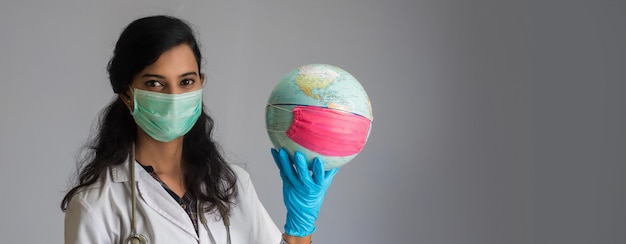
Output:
[266,103,291,112]
[267,103,354,114]
[266,104,292,133]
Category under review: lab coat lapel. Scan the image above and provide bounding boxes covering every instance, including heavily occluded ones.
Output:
[117,161,200,240]
[137,169,200,240]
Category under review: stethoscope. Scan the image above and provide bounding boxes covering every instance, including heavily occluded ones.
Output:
[125,143,232,244]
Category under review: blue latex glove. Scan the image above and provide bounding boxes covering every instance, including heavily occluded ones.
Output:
[271,148,339,237]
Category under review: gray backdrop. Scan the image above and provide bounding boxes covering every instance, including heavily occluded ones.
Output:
[0,0,624,243]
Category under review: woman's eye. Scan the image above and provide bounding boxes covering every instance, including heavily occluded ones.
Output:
[145,80,164,87]
[181,79,195,86]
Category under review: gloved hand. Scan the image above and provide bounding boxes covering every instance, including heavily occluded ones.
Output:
[271,148,339,237]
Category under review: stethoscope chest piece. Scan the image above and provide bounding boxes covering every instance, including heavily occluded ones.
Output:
[125,233,148,244]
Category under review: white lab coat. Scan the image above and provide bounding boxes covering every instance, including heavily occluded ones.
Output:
[64,161,282,244]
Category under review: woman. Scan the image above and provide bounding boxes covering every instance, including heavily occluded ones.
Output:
[61,15,338,244]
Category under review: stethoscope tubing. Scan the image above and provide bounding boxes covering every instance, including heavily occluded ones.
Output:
[126,143,148,244]
[125,143,231,244]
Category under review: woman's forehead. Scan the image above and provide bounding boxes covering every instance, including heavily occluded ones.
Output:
[139,44,199,77]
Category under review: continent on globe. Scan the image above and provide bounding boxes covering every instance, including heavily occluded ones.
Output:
[266,64,373,170]
[294,65,339,100]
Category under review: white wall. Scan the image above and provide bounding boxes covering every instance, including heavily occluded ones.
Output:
[0,0,623,243]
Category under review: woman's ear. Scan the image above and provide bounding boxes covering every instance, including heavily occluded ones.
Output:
[119,92,133,111]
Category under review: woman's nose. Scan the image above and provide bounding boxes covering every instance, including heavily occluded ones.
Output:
[163,85,183,94]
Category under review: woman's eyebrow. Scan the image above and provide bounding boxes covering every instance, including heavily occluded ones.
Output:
[179,72,198,78]
[141,73,166,79]
[141,72,198,79]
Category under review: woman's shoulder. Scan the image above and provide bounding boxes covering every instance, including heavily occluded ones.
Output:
[227,163,257,193]
[67,165,125,209]
[228,163,250,180]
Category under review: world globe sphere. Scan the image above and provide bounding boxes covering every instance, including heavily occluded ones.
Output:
[265,64,373,170]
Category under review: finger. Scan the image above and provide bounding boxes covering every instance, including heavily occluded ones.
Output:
[293,151,314,185]
[312,158,324,185]
[271,148,285,178]
[279,148,299,184]
[271,148,281,170]
[324,168,340,183]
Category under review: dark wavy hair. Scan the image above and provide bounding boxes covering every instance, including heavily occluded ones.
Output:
[61,15,238,215]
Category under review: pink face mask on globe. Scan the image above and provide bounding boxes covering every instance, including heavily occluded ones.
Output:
[285,105,371,157]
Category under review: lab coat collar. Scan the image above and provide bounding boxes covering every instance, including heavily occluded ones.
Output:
[110,159,201,241]
[110,160,132,183]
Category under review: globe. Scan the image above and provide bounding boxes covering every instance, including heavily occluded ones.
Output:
[266,64,373,170]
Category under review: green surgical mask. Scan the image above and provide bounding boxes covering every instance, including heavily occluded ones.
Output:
[130,88,203,142]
